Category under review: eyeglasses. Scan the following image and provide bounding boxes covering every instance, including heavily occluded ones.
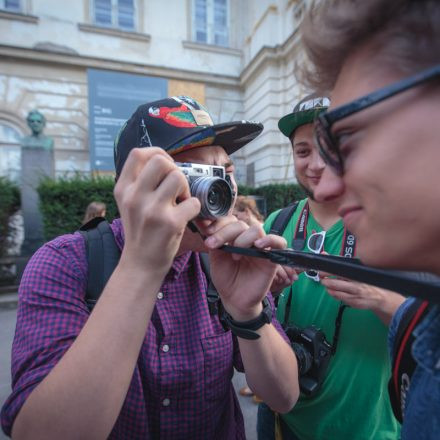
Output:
[305,231,326,282]
[314,64,440,175]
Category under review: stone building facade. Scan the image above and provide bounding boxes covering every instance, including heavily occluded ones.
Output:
[0,0,309,187]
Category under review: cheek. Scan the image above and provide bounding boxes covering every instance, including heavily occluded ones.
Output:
[293,157,308,174]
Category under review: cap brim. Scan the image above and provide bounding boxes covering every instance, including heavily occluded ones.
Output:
[166,121,264,156]
[278,108,327,138]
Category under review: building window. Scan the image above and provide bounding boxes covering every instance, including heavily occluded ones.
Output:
[92,0,136,31]
[0,0,21,12]
[0,123,22,182]
[193,0,229,47]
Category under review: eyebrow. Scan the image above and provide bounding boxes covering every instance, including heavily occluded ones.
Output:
[293,141,310,149]
[224,160,234,168]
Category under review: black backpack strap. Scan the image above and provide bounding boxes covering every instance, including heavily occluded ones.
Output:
[79,218,121,312]
[388,299,431,422]
[269,202,299,237]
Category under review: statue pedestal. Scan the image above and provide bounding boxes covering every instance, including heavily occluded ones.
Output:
[20,147,54,256]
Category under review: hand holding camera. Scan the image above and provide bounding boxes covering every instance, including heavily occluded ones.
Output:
[114,148,201,277]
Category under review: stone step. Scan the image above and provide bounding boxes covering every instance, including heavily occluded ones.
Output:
[0,284,18,295]
[0,292,18,309]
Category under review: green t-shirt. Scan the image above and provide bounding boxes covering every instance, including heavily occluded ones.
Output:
[264,199,400,440]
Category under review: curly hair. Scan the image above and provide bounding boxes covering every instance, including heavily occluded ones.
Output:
[299,0,440,93]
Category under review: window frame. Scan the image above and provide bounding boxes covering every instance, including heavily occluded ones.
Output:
[0,121,23,183]
[0,0,21,13]
[90,0,137,32]
[192,0,229,47]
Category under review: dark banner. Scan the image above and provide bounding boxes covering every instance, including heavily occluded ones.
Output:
[87,69,168,171]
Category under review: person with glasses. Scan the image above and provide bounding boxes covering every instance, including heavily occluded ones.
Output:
[257,94,404,440]
[299,1,440,438]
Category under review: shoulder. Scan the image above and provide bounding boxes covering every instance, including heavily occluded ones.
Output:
[30,232,86,270]
[20,231,89,298]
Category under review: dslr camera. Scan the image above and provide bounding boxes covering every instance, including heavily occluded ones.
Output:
[284,324,333,396]
[176,162,234,219]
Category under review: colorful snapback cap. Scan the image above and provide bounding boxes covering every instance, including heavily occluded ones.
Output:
[114,95,263,176]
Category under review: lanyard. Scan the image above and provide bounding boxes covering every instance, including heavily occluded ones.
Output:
[291,202,356,256]
[284,202,356,354]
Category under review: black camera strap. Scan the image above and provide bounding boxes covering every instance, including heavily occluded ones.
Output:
[220,246,440,303]
[292,201,309,251]
[280,208,355,354]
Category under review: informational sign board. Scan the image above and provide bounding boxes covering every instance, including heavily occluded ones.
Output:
[87,69,168,171]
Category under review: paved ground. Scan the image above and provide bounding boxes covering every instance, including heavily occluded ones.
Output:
[0,306,258,439]
[0,306,16,440]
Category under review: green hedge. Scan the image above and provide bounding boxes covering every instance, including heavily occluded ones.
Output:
[238,183,305,216]
[38,175,118,240]
[37,176,305,240]
[0,177,21,257]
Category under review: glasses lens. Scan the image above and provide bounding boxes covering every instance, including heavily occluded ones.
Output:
[314,120,343,175]
[308,232,325,253]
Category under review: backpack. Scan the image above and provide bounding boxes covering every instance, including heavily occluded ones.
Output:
[78,217,221,315]
[388,299,431,422]
[268,202,299,238]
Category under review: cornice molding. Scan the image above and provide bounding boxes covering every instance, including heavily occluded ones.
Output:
[240,28,301,86]
[0,44,241,88]
[78,23,151,43]
[182,40,242,57]
[0,10,38,24]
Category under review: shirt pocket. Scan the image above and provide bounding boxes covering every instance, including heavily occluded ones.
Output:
[201,331,234,401]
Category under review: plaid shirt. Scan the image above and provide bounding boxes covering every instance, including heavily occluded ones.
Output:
[1,219,284,439]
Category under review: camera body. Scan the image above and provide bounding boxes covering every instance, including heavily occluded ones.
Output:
[284,324,333,396]
[176,162,234,219]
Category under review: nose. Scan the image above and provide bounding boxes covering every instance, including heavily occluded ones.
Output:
[314,167,345,202]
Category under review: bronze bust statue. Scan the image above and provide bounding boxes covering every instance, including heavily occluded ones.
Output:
[22,109,54,150]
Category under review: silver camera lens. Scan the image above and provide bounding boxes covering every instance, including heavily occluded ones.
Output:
[190,177,233,219]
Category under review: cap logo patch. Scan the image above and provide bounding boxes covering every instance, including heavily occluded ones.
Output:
[298,97,330,111]
[148,104,197,128]
[191,109,213,126]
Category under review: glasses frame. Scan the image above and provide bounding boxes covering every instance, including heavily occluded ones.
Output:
[305,231,326,282]
[314,64,440,175]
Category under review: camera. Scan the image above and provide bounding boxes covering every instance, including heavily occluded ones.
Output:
[284,324,333,396]
[176,162,234,219]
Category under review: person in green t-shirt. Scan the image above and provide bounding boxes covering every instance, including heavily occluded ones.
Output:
[256,94,405,440]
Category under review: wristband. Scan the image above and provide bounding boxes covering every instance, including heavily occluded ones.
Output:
[223,296,272,340]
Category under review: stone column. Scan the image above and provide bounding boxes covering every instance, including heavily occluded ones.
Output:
[20,147,54,255]
[20,110,54,256]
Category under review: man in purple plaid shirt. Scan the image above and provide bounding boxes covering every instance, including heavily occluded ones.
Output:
[1,96,299,439]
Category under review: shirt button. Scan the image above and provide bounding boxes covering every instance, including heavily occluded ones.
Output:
[162,344,170,353]
[162,398,170,406]
[157,292,164,300]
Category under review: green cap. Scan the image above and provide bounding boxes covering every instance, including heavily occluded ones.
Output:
[278,94,330,138]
